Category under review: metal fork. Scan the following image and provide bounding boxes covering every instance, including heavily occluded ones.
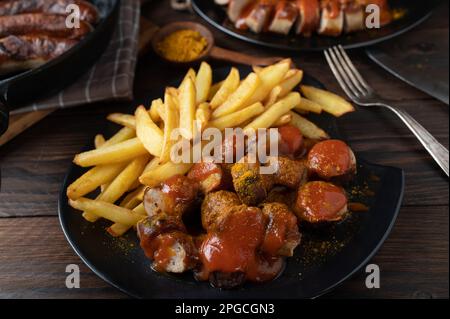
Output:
[324,45,449,177]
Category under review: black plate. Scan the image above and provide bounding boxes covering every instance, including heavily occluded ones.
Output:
[58,67,404,298]
[0,0,120,134]
[191,0,439,51]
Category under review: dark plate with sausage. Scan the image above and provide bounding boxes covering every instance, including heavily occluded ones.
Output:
[191,0,440,51]
[58,66,404,298]
[0,0,120,135]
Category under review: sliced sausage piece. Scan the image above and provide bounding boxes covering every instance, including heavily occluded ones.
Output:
[228,0,253,23]
[268,0,298,35]
[0,0,100,24]
[201,190,241,231]
[245,0,273,33]
[318,0,344,36]
[294,181,348,223]
[295,0,320,36]
[188,161,232,194]
[268,156,308,189]
[307,139,356,180]
[260,203,301,257]
[143,174,199,218]
[0,13,93,39]
[342,0,364,33]
[231,157,273,206]
[277,124,304,157]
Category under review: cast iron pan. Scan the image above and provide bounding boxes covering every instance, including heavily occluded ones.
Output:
[58,66,405,298]
[0,0,120,135]
[191,0,440,52]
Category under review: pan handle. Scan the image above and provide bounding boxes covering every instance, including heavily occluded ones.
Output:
[0,99,8,135]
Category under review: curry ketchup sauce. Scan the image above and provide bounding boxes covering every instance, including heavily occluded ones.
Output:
[307,139,355,179]
[278,124,304,156]
[197,206,283,283]
[295,181,348,223]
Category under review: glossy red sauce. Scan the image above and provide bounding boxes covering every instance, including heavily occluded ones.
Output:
[198,206,283,282]
[188,162,222,181]
[235,1,256,30]
[298,0,320,30]
[262,209,298,256]
[278,125,304,156]
[296,181,347,223]
[307,139,353,179]
[322,0,340,18]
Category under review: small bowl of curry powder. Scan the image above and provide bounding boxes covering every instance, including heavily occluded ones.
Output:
[152,22,214,65]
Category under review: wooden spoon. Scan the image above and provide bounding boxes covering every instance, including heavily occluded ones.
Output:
[152,21,284,67]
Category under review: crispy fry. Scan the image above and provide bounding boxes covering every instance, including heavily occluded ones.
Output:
[245,60,290,106]
[178,77,196,140]
[289,111,329,139]
[244,92,300,131]
[107,113,136,129]
[149,98,164,122]
[300,85,354,117]
[120,185,146,209]
[278,69,303,98]
[209,102,264,131]
[166,87,179,109]
[212,72,259,118]
[273,113,293,127]
[94,134,105,148]
[66,163,126,200]
[135,105,164,156]
[210,67,240,109]
[160,92,179,163]
[82,155,150,222]
[295,96,322,114]
[265,85,282,108]
[196,61,212,104]
[139,161,193,187]
[181,68,196,85]
[208,80,224,101]
[195,102,211,132]
[74,137,147,167]
[102,127,135,148]
[69,198,144,226]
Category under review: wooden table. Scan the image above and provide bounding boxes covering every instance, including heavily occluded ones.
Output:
[0,1,448,299]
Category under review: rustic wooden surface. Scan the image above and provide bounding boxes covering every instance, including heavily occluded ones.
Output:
[0,1,448,298]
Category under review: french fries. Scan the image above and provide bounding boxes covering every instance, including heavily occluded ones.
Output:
[212,72,260,118]
[74,137,147,167]
[68,60,355,239]
[245,60,290,106]
[107,113,136,129]
[209,102,264,131]
[135,105,164,157]
[289,111,329,140]
[178,77,196,140]
[160,92,179,163]
[196,61,212,104]
[300,85,354,117]
[244,92,300,131]
[139,161,193,187]
[295,97,322,114]
[210,67,240,109]
[69,198,144,226]
[67,163,126,200]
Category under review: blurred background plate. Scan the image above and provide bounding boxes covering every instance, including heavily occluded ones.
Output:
[191,0,440,51]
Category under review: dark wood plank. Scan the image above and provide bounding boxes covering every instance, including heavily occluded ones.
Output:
[0,205,447,299]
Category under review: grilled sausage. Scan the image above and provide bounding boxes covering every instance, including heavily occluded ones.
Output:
[260,202,301,257]
[295,0,320,36]
[318,0,344,36]
[227,0,253,23]
[187,162,232,194]
[294,181,348,223]
[268,156,308,189]
[0,0,100,24]
[0,35,77,75]
[231,157,273,206]
[201,190,241,231]
[0,13,93,39]
[277,124,304,157]
[143,174,200,218]
[245,0,273,34]
[307,139,356,180]
[268,0,298,35]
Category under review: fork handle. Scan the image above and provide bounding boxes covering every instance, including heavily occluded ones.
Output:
[384,104,449,176]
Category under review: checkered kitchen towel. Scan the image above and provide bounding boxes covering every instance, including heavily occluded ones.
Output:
[11,0,140,115]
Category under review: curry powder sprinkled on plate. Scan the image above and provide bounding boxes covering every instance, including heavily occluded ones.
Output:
[156,29,208,62]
